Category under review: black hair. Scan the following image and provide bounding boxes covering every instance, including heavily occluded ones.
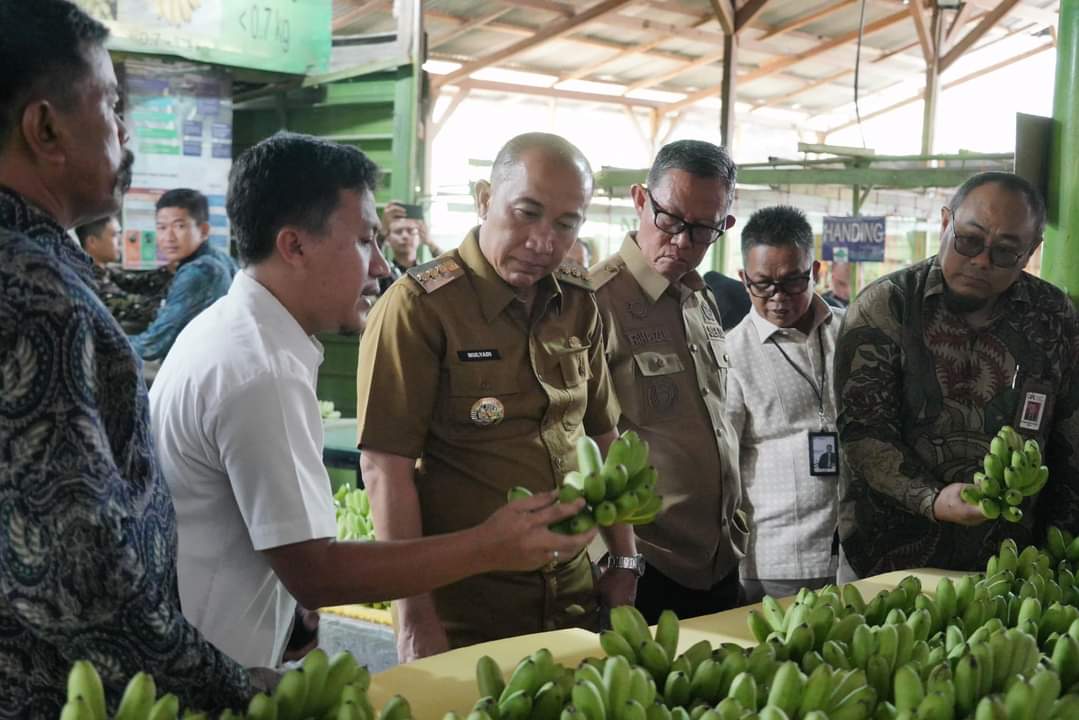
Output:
[74,215,114,248]
[491,132,593,192]
[948,171,1047,240]
[227,132,380,265]
[741,205,814,258]
[0,0,109,141]
[647,140,737,203]
[156,188,209,225]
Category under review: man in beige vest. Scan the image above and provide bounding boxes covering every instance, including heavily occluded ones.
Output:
[591,140,747,622]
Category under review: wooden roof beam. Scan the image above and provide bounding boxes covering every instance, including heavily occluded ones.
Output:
[444,78,667,108]
[332,0,384,31]
[945,2,977,44]
[757,0,857,41]
[908,0,934,65]
[940,0,1022,71]
[558,13,713,82]
[659,9,908,114]
[751,39,920,111]
[431,0,637,88]
[743,9,909,82]
[735,0,773,32]
[964,0,1057,27]
[430,8,515,49]
[709,0,735,35]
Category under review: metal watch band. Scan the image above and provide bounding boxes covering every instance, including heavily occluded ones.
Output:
[607,553,646,577]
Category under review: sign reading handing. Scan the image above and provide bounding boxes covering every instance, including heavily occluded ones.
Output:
[74,0,331,76]
[822,215,887,263]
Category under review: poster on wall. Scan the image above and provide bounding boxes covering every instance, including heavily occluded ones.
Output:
[822,216,887,263]
[120,58,232,269]
[73,0,331,76]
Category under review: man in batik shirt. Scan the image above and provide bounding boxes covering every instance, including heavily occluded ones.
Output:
[836,172,1079,577]
[0,0,252,714]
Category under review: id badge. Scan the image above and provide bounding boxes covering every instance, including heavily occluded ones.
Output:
[810,431,840,476]
[1014,381,1054,434]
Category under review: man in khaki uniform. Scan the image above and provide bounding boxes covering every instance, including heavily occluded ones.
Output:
[357,133,638,660]
[591,140,747,623]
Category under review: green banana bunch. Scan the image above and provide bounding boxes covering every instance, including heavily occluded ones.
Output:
[963,429,1047,522]
[546,434,663,533]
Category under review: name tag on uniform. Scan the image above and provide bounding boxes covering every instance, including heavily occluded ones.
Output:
[458,349,502,362]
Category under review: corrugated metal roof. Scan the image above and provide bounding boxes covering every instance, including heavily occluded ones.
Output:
[330,0,1061,128]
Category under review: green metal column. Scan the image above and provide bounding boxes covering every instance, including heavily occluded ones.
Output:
[1043,0,1079,301]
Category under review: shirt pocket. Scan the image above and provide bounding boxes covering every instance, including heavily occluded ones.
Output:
[439,365,521,437]
[620,350,690,426]
[549,344,591,430]
[549,344,592,389]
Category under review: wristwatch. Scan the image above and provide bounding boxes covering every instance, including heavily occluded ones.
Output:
[607,553,646,578]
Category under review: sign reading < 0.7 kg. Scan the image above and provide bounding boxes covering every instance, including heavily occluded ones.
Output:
[822,215,887,263]
[74,0,331,76]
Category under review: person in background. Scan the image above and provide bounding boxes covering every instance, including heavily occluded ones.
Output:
[725,206,844,603]
[75,214,171,333]
[591,139,747,622]
[128,188,236,360]
[836,172,1079,578]
[150,132,596,668]
[357,133,635,660]
[378,201,443,292]
[822,261,851,308]
[703,269,752,330]
[0,0,254,713]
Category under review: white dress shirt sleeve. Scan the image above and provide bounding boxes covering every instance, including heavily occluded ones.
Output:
[212,374,337,551]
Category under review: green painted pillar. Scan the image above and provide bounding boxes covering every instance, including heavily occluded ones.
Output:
[1043,0,1079,301]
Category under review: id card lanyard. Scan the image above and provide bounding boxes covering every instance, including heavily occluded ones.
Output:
[768,326,829,431]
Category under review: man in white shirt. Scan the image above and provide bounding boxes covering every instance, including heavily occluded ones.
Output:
[149,132,596,667]
[724,206,845,602]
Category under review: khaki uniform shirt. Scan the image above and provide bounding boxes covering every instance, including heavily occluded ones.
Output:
[356,228,620,646]
[591,234,747,590]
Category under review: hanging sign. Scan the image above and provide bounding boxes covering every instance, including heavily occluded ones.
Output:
[822,216,886,263]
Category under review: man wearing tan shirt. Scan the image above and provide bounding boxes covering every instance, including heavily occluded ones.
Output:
[591,140,748,622]
[357,133,637,660]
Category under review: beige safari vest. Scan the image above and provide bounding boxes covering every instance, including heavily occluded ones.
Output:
[591,233,747,589]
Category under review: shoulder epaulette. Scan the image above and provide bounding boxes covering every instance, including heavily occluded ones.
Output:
[406,257,464,294]
[588,257,625,292]
[555,259,593,290]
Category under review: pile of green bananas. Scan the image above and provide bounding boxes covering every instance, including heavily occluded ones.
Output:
[59,649,389,720]
[335,485,374,542]
[333,484,389,611]
[319,401,343,422]
[508,433,662,535]
[960,426,1047,522]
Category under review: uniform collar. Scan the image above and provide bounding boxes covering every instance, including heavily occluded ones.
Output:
[749,293,834,344]
[458,226,562,324]
[620,232,698,303]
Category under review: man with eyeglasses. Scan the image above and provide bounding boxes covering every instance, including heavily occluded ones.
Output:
[591,140,747,622]
[835,171,1079,578]
[128,188,237,361]
[724,205,845,603]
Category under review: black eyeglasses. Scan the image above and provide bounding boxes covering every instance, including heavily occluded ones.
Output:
[946,208,1028,269]
[646,189,727,247]
[745,271,813,299]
